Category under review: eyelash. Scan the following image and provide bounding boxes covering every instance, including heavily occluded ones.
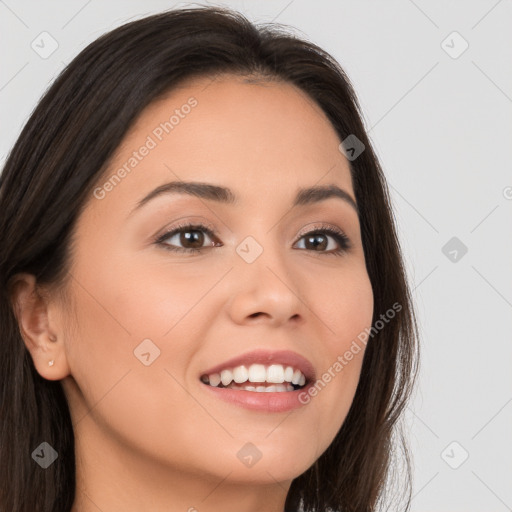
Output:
[154,222,351,257]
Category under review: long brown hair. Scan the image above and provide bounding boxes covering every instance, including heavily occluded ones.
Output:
[0,6,419,511]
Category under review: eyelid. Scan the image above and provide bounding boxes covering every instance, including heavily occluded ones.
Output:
[295,221,350,244]
[154,222,218,248]
[154,217,217,242]
[295,221,347,239]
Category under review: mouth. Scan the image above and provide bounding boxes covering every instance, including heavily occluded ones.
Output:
[199,349,314,393]
[200,364,307,392]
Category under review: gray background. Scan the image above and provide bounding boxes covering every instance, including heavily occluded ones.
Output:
[1,1,511,510]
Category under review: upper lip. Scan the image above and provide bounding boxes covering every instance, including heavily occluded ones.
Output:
[200,349,316,383]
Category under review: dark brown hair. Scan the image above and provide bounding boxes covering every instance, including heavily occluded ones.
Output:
[0,6,419,511]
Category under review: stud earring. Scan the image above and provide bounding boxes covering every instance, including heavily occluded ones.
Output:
[48,360,55,367]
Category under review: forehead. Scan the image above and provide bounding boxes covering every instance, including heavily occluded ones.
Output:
[89,74,354,216]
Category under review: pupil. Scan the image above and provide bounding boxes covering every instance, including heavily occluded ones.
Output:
[307,234,326,251]
[181,230,203,248]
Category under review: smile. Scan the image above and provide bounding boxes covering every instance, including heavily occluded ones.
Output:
[200,363,307,393]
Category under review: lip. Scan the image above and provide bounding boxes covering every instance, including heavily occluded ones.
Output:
[198,349,316,413]
[199,349,316,382]
[201,381,314,412]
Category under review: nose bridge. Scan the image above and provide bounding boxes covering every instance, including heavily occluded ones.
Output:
[231,204,286,266]
[227,229,304,323]
[235,226,290,281]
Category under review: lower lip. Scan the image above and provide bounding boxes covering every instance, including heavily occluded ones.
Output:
[201,382,312,412]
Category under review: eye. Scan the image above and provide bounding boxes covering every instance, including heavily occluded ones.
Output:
[155,222,351,256]
[294,224,351,256]
[155,223,220,253]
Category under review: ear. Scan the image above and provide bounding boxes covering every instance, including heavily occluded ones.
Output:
[9,273,71,380]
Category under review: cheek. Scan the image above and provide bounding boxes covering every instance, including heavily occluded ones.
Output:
[66,239,216,356]
[62,247,222,421]
[302,267,373,440]
[315,265,374,347]
[62,264,214,466]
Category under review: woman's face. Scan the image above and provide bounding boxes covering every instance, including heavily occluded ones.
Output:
[58,75,373,489]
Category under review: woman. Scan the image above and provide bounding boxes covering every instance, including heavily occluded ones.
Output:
[0,6,419,511]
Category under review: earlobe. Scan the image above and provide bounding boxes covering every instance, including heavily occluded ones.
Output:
[8,273,71,380]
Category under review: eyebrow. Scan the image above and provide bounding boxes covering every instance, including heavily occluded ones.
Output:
[129,180,358,216]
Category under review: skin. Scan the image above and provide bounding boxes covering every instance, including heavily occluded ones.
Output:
[12,74,374,512]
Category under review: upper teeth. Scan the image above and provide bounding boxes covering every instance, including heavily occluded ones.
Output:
[203,364,306,387]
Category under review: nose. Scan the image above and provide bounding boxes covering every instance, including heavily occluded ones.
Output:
[226,240,306,327]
